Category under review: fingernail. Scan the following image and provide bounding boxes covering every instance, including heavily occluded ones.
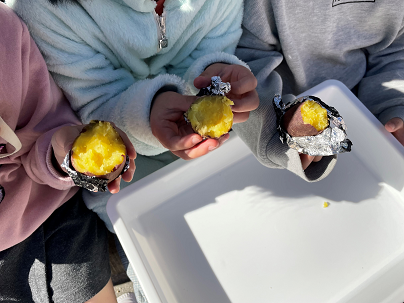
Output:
[208,145,218,151]
[192,137,201,145]
[387,121,397,129]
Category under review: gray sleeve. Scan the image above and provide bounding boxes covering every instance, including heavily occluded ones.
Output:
[358,25,404,125]
[234,26,337,182]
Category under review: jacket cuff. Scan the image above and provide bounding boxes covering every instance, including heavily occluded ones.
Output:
[378,105,404,125]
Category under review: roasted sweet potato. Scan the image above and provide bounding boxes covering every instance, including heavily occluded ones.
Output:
[71,121,126,181]
[185,95,234,139]
[282,100,328,137]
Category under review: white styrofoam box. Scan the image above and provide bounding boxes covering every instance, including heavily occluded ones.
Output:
[107,80,404,303]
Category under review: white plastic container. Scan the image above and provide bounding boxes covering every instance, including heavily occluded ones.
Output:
[107,80,404,303]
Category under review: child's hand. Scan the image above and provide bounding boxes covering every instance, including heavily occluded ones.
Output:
[150,91,229,160]
[51,125,84,171]
[105,125,137,193]
[194,63,259,123]
[385,117,404,146]
[51,123,137,193]
[300,154,323,170]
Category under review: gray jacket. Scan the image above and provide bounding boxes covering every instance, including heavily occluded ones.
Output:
[234,0,404,181]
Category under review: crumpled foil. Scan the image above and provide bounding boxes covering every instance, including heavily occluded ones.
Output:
[0,184,4,204]
[61,151,130,192]
[273,94,352,156]
[196,76,231,97]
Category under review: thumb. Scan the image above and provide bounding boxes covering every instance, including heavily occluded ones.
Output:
[171,95,199,112]
[194,75,212,90]
[52,125,83,157]
[385,117,404,133]
[299,153,315,170]
[63,126,83,154]
[194,63,230,89]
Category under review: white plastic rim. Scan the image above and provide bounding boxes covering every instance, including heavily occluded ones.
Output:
[107,80,404,303]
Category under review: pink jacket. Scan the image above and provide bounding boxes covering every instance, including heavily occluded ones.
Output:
[0,4,80,251]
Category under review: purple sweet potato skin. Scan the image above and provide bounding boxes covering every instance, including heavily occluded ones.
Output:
[281,103,320,137]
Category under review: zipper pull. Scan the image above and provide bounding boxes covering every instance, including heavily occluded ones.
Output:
[156,13,168,51]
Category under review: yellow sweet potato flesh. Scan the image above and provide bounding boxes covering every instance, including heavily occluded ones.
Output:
[300,100,328,131]
[72,121,126,176]
[187,96,234,138]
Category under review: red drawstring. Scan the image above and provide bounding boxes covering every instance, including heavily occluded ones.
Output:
[155,0,165,15]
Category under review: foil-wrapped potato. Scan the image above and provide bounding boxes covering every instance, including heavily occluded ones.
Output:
[71,121,127,182]
[273,94,352,156]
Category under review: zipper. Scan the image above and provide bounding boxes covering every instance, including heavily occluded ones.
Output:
[153,10,168,52]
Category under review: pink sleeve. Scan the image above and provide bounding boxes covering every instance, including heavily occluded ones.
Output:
[0,4,82,251]
[0,4,80,189]
[22,127,76,190]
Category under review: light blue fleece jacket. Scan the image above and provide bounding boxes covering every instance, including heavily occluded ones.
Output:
[9,0,247,156]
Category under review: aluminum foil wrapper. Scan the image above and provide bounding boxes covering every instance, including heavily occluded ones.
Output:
[61,151,130,192]
[196,76,231,97]
[0,184,4,204]
[273,94,352,156]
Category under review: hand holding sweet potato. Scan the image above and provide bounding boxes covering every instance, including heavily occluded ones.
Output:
[51,121,136,193]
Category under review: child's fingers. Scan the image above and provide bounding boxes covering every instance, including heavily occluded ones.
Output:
[122,159,136,182]
[193,63,230,88]
[299,154,323,169]
[55,125,83,153]
[118,129,137,160]
[175,138,219,160]
[65,125,85,151]
[385,117,403,132]
[394,131,404,146]
[391,127,404,146]
[180,134,230,160]
[159,128,203,151]
[217,133,230,146]
[109,122,137,159]
[193,76,213,90]
[233,112,250,124]
[230,75,258,95]
[153,93,198,115]
[170,95,199,112]
[51,125,84,166]
[151,95,202,151]
[108,176,121,194]
[313,156,323,162]
[230,89,259,113]
[299,154,315,170]
[385,117,404,146]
